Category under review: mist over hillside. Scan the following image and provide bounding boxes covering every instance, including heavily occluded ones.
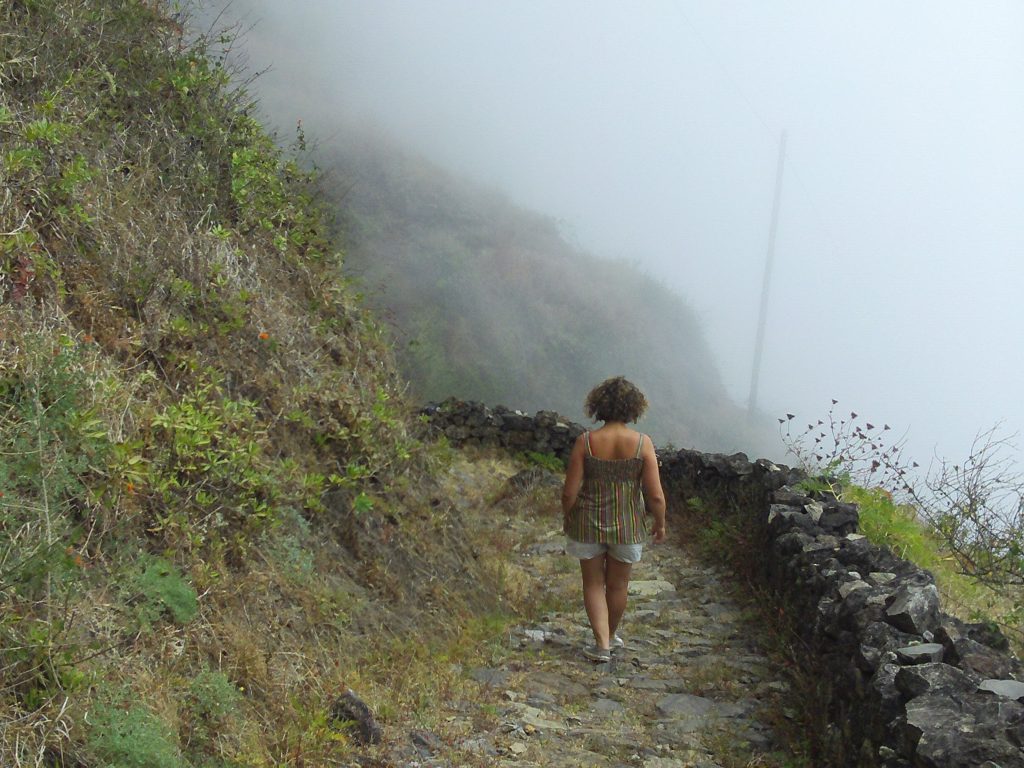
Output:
[317,132,775,453]
[180,1,781,456]
[189,0,1024,475]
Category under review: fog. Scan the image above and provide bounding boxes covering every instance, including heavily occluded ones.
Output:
[199,1,1024,467]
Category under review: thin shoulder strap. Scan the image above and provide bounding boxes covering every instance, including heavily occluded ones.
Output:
[584,431,593,456]
[634,433,645,458]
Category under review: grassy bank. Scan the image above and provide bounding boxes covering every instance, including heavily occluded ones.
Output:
[845,485,1021,652]
[0,2,545,764]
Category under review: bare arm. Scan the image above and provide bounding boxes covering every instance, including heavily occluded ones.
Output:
[561,434,586,519]
[640,436,667,543]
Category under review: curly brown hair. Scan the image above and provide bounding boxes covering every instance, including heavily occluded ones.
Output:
[584,376,648,423]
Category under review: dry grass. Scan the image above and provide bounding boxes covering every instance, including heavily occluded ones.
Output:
[0,449,533,766]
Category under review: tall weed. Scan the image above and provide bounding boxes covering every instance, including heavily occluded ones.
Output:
[0,329,109,709]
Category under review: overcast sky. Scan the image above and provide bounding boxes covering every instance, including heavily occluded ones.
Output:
[200,1,1024,468]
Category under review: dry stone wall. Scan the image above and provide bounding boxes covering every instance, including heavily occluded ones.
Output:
[422,399,1024,768]
[421,398,583,459]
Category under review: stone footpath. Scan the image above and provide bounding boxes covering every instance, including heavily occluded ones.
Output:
[444,511,797,767]
[423,408,1024,766]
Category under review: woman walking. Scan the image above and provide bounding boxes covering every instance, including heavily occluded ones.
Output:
[562,376,667,662]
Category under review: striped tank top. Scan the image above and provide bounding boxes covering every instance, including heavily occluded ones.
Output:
[564,432,648,545]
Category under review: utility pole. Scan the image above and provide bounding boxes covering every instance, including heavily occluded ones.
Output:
[747,130,787,419]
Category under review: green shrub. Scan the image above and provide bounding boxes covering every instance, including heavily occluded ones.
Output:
[147,375,280,551]
[87,701,184,768]
[520,450,564,473]
[188,669,241,722]
[182,670,245,766]
[126,555,198,628]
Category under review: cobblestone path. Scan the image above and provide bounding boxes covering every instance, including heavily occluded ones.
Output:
[449,504,798,768]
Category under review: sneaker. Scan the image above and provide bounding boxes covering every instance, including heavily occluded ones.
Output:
[612,634,624,649]
[582,645,611,663]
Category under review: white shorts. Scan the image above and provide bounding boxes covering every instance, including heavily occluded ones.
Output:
[565,538,643,564]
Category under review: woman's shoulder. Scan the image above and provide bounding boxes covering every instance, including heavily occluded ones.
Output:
[616,426,644,440]
[586,426,648,460]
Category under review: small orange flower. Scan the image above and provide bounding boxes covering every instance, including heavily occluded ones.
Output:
[258,331,270,340]
[125,482,135,494]
[65,546,85,567]
[82,334,94,343]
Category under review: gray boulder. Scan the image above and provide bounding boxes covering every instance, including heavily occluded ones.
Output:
[885,582,940,636]
[895,662,974,700]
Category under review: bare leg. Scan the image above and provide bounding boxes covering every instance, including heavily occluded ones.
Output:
[605,557,633,638]
[580,555,610,649]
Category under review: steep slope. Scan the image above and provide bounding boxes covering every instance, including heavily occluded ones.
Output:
[0,2,517,765]
[319,134,762,451]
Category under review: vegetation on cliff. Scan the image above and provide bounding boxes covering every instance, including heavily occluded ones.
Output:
[0,2,535,764]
